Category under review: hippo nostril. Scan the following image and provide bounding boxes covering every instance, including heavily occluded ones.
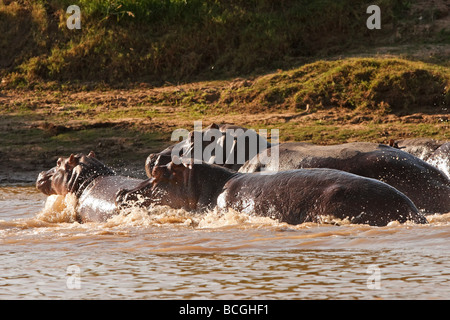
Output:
[36,173,47,186]
[36,168,57,194]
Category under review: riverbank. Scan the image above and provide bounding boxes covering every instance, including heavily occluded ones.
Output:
[1,1,449,184]
[1,57,449,184]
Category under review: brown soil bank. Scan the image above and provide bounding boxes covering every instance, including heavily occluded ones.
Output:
[1,57,449,184]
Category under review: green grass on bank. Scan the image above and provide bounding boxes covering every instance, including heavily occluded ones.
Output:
[2,57,450,117]
[227,57,450,114]
[3,0,449,87]
[1,57,448,157]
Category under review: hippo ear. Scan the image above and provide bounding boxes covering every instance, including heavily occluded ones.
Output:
[68,154,78,166]
[207,123,220,130]
[168,159,193,179]
[88,151,96,158]
[388,139,399,149]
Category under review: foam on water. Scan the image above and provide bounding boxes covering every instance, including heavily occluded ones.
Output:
[425,211,450,224]
[105,205,282,230]
[31,193,450,231]
[32,193,281,229]
[36,194,79,223]
[106,205,196,227]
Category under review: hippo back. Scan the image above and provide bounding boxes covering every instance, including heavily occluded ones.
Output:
[395,138,445,160]
[219,168,426,226]
[240,142,450,214]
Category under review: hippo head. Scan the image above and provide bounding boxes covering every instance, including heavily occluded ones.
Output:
[149,158,199,209]
[117,158,197,210]
[118,157,234,211]
[144,123,271,177]
[144,123,224,178]
[145,150,172,179]
[36,151,115,197]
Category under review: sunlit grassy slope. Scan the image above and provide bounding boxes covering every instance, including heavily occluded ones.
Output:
[3,0,448,86]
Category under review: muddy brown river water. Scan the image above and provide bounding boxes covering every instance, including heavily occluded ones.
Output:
[1,185,449,299]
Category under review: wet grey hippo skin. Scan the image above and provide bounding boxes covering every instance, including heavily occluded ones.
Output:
[427,142,449,162]
[36,152,144,223]
[145,123,271,177]
[116,159,427,227]
[390,139,449,179]
[390,138,447,160]
[239,142,450,214]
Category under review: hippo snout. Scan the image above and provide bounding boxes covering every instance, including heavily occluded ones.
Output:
[145,153,171,178]
[36,169,55,195]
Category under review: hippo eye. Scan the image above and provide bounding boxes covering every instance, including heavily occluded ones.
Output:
[57,158,62,166]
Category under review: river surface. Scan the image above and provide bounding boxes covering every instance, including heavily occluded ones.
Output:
[1,185,449,300]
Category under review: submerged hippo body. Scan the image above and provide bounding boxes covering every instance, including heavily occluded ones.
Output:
[117,160,427,227]
[240,142,450,214]
[36,152,143,223]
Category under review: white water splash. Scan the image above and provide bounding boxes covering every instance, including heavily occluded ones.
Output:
[104,204,280,229]
[33,192,450,230]
[427,156,450,179]
[105,204,195,227]
[36,194,79,223]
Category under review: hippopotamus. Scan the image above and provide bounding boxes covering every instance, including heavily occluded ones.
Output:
[145,123,271,177]
[239,142,450,214]
[428,142,450,161]
[395,138,446,158]
[389,138,448,159]
[36,152,144,223]
[389,138,449,178]
[116,159,427,227]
